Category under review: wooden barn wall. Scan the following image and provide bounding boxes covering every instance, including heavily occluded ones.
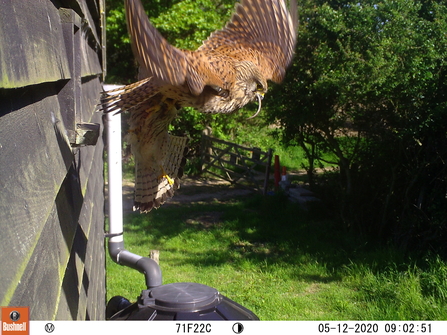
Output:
[0,0,106,320]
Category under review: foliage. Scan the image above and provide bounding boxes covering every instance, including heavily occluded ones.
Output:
[150,0,234,49]
[265,0,447,251]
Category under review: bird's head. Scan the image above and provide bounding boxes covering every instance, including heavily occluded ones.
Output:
[234,61,268,118]
[246,77,267,119]
[195,61,268,115]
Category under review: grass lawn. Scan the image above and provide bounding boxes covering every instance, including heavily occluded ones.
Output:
[106,192,447,320]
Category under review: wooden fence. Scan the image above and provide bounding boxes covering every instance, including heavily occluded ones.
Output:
[0,0,106,320]
[200,134,273,194]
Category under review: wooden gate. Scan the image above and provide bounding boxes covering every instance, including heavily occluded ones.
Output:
[200,134,273,194]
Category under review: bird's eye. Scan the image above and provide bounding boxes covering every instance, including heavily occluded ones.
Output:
[256,82,264,92]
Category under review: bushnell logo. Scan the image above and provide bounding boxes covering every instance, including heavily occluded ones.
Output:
[1,307,29,335]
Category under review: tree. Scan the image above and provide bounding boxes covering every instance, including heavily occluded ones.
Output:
[266,0,447,249]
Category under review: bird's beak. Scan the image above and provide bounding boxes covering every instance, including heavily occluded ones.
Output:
[247,92,264,119]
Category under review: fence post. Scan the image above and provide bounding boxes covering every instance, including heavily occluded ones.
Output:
[201,126,212,173]
[263,148,273,196]
[252,147,261,161]
[274,155,281,191]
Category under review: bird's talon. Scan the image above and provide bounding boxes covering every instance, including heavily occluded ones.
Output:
[159,165,175,185]
[163,174,175,185]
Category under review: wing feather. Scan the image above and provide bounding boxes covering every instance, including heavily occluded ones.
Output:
[200,0,298,83]
[125,0,187,86]
[100,77,159,114]
[125,0,214,96]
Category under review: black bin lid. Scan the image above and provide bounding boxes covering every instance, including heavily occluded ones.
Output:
[141,282,220,312]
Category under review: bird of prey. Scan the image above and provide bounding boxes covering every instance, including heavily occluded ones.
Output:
[102,0,298,212]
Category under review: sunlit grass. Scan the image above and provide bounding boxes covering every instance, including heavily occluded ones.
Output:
[106,194,447,320]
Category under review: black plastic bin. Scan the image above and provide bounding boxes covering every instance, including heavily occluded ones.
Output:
[107,282,259,320]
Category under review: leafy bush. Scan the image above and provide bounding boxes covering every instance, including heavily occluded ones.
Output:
[265,0,447,251]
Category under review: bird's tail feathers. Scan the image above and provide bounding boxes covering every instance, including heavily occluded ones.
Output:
[134,135,188,212]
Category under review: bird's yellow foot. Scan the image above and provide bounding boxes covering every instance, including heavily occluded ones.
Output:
[159,166,174,185]
[163,173,175,185]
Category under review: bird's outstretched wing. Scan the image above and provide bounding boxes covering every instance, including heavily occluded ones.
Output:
[125,0,219,96]
[125,0,186,86]
[200,0,298,83]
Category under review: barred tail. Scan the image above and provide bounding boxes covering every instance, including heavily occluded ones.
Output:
[134,135,188,212]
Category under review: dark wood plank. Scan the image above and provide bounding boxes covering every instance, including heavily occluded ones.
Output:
[7,191,80,319]
[0,1,70,88]
[0,90,75,306]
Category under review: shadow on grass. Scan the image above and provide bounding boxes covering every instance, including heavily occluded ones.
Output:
[122,192,364,284]
[115,190,447,320]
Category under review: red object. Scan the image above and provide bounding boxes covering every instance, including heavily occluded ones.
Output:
[282,166,287,175]
[274,155,280,189]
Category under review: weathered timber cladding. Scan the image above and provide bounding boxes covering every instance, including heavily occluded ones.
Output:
[0,0,106,320]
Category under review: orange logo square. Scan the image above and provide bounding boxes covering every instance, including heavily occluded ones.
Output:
[1,307,29,335]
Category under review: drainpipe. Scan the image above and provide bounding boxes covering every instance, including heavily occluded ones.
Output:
[105,88,162,289]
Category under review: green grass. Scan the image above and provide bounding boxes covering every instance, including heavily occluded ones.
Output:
[106,194,447,320]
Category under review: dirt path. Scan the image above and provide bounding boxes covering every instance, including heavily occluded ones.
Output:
[122,177,255,213]
[119,169,319,213]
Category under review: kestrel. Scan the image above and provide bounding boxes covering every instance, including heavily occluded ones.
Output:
[102,0,298,212]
